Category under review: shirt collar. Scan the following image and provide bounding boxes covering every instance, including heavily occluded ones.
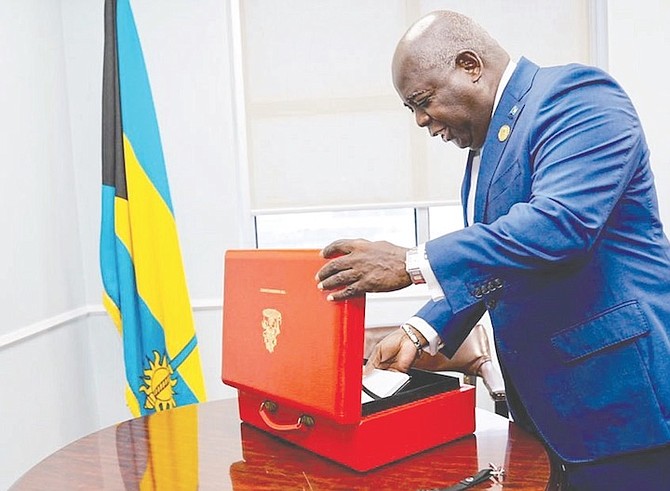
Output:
[491,59,517,116]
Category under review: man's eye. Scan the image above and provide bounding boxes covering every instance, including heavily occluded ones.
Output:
[417,97,431,108]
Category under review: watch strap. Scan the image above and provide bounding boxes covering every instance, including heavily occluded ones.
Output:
[400,323,424,352]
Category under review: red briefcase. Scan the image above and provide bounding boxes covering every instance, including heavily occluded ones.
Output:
[221,249,475,472]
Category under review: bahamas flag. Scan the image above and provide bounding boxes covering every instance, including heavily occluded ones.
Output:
[101,0,206,417]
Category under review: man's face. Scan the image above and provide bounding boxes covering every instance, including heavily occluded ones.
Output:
[393,58,491,150]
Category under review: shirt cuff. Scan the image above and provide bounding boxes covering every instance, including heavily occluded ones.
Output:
[415,243,445,301]
[405,316,443,356]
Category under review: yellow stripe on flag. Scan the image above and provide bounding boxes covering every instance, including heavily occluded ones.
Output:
[114,194,133,261]
[123,135,206,401]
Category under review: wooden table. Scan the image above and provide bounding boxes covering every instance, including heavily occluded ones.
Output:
[11,398,550,490]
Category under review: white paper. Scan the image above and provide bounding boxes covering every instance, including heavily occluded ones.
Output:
[361,369,411,404]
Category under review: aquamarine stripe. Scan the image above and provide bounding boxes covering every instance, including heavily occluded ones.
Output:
[114,233,198,414]
[171,335,198,370]
[115,0,173,214]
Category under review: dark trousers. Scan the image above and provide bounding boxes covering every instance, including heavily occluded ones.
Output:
[546,445,670,490]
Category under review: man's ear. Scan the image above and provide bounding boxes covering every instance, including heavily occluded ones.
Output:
[455,50,483,83]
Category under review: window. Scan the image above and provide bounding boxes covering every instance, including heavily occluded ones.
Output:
[237,0,590,249]
[255,208,416,249]
[255,204,465,249]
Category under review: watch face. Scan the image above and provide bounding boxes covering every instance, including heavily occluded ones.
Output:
[409,267,426,284]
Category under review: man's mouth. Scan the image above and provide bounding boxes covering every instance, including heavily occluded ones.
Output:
[432,128,449,142]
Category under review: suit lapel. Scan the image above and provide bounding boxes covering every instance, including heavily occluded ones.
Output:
[474,58,539,223]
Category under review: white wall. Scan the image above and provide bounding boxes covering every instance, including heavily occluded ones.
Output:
[1,1,669,489]
[607,0,670,223]
[0,1,84,338]
[0,0,242,488]
[0,0,91,486]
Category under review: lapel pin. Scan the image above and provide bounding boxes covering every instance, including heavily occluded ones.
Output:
[498,124,511,142]
[509,105,518,117]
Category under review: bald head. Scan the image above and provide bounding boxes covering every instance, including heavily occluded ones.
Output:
[393,11,507,80]
[391,11,510,150]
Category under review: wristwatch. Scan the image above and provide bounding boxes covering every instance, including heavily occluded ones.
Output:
[405,247,427,285]
[400,323,424,353]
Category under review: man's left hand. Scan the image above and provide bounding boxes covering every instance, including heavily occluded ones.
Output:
[316,239,411,301]
[364,327,420,375]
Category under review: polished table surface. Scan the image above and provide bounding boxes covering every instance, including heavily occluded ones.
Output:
[12,398,550,490]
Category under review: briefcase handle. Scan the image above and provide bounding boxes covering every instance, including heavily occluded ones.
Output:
[259,400,315,431]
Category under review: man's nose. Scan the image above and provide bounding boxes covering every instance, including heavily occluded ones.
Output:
[414,108,431,127]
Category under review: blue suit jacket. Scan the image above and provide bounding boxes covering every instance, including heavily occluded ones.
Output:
[417,58,670,463]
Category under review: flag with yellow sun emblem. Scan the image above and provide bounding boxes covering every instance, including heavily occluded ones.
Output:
[100,0,206,417]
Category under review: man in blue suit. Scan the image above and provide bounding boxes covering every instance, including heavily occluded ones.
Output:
[316,10,670,490]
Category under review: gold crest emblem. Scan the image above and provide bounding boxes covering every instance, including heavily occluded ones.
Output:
[498,124,511,142]
[262,308,282,353]
[140,351,178,411]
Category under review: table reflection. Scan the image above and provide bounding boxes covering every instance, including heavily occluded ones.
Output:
[12,399,549,491]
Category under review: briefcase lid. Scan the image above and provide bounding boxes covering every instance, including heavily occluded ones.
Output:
[222,249,366,424]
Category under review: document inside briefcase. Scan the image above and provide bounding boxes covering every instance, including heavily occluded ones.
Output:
[361,364,460,416]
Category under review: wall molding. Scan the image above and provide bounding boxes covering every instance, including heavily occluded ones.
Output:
[0,306,93,350]
[0,299,225,351]
[0,290,431,351]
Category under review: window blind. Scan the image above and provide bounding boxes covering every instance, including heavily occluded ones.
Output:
[240,0,590,213]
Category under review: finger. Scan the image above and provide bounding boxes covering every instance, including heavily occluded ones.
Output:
[315,255,351,282]
[364,344,383,373]
[318,269,361,291]
[396,343,420,372]
[373,339,399,369]
[325,284,363,301]
[320,239,354,259]
[377,333,418,372]
[363,358,376,377]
